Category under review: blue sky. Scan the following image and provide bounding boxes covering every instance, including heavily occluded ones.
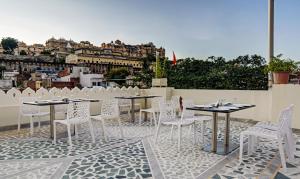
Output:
[0,0,299,60]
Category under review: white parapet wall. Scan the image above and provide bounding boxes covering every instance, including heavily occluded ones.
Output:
[1,85,300,130]
[145,84,300,129]
[0,86,140,128]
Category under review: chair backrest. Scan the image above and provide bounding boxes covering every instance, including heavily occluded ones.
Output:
[20,97,39,114]
[151,97,164,109]
[158,100,176,123]
[181,99,195,119]
[170,96,180,111]
[51,96,67,114]
[277,104,295,160]
[66,101,90,124]
[277,105,294,134]
[101,99,119,118]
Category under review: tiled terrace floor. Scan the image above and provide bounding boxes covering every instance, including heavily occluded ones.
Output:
[0,115,299,179]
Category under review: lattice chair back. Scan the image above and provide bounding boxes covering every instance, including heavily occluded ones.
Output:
[151,96,164,109]
[51,96,67,114]
[286,104,294,129]
[101,99,119,118]
[170,96,180,111]
[66,101,90,124]
[181,99,195,119]
[20,97,39,114]
[158,100,176,123]
[281,104,295,160]
[277,105,293,135]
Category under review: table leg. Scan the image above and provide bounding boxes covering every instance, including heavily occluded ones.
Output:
[50,105,55,139]
[131,99,135,123]
[144,98,148,121]
[224,113,230,147]
[211,112,218,152]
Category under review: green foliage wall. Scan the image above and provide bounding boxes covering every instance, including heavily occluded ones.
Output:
[165,55,268,90]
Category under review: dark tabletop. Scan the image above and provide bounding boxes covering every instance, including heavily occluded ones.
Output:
[186,104,255,113]
[115,95,160,99]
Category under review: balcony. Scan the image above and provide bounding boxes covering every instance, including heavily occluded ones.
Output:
[0,86,299,178]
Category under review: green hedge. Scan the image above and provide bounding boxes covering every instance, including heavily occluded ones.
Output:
[165,55,268,90]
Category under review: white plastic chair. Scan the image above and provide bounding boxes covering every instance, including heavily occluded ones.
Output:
[155,100,195,151]
[239,105,294,171]
[91,99,123,141]
[53,101,95,147]
[183,100,212,143]
[170,95,181,114]
[254,105,295,161]
[51,96,67,119]
[118,98,141,118]
[139,97,163,125]
[18,97,49,135]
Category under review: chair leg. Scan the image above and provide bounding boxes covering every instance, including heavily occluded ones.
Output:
[30,116,34,135]
[74,124,79,138]
[188,125,192,137]
[193,124,197,145]
[17,114,21,132]
[278,138,287,171]
[128,109,131,120]
[152,112,157,128]
[118,117,124,138]
[53,121,57,144]
[239,134,244,163]
[155,122,161,143]
[178,125,182,151]
[139,111,143,125]
[38,116,41,130]
[101,120,108,142]
[201,121,205,143]
[88,121,95,143]
[248,135,253,155]
[286,131,296,162]
[170,125,174,141]
[67,124,72,147]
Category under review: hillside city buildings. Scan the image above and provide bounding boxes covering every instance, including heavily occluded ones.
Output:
[0,37,165,90]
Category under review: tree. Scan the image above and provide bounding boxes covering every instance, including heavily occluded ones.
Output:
[107,67,130,86]
[20,50,27,55]
[1,37,18,54]
[108,67,130,79]
[166,55,268,90]
[133,55,155,88]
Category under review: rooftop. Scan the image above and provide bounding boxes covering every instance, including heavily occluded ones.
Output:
[0,113,299,178]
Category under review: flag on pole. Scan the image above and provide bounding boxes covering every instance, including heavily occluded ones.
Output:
[172,51,177,65]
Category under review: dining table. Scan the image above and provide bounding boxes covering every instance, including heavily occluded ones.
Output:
[23,98,100,139]
[186,103,255,155]
[115,95,160,122]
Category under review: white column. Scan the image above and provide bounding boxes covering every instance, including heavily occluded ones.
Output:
[268,0,274,62]
[268,0,275,86]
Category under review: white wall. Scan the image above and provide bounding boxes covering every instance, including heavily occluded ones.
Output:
[145,85,300,129]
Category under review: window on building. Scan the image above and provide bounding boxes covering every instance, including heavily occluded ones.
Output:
[92,82,97,86]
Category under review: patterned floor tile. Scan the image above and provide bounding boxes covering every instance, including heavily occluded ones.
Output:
[0,114,298,179]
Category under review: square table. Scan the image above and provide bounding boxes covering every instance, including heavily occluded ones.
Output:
[23,98,100,138]
[186,103,255,155]
[115,95,160,122]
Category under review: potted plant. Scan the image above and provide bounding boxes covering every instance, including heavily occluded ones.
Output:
[152,54,167,87]
[265,54,297,84]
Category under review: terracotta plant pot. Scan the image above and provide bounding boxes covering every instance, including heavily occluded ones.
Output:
[273,72,290,84]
